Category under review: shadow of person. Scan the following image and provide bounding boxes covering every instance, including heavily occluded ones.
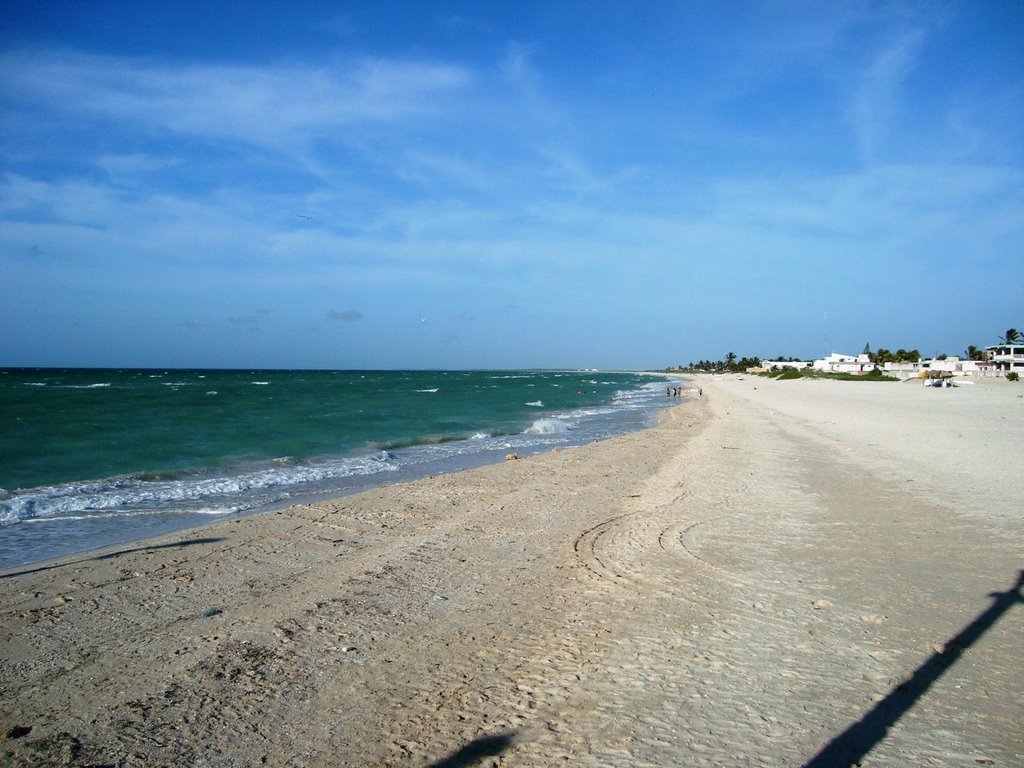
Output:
[0,537,226,579]
[423,731,517,768]
[803,569,1024,767]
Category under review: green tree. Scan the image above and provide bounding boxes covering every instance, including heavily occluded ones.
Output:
[1003,328,1020,344]
[964,345,985,361]
[892,349,921,362]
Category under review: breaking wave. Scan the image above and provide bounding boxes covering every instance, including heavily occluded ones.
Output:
[0,453,398,527]
[525,418,571,435]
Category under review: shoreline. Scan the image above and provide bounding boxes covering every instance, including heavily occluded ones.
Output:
[0,371,682,572]
[1,376,1020,766]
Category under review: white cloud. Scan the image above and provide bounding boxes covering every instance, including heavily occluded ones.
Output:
[96,153,182,178]
[848,29,926,163]
[0,49,472,155]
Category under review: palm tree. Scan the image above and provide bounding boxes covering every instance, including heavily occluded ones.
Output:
[725,352,737,370]
[1003,328,1020,344]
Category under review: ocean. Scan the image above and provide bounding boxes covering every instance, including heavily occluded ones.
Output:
[0,368,679,570]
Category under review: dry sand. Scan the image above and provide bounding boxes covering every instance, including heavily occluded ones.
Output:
[1,375,1021,767]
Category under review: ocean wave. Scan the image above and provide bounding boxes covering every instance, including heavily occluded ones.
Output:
[525,400,544,407]
[416,388,440,393]
[613,381,667,406]
[558,406,615,418]
[0,453,398,527]
[378,432,478,451]
[23,506,240,524]
[524,418,571,435]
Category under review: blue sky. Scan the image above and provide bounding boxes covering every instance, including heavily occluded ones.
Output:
[1,1,1021,369]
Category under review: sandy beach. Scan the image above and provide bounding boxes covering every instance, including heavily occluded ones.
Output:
[1,375,1021,767]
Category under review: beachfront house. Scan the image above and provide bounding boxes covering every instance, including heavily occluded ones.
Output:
[812,352,874,375]
[883,360,922,379]
[922,357,993,377]
[986,344,1024,375]
[758,360,813,373]
[884,356,995,380]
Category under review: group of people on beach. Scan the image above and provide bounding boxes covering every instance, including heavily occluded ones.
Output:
[667,386,700,397]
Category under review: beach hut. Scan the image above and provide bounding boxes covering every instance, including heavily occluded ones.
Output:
[924,370,954,387]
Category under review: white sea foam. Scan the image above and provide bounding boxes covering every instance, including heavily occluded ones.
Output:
[561,406,615,418]
[525,418,570,435]
[526,400,544,407]
[416,388,440,393]
[613,381,666,407]
[23,506,238,523]
[0,454,399,526]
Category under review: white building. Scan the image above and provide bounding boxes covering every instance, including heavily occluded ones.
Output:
[759,360,813,372]
[812,352,873,375]
[986,344,1024,375]
[922,357,992,377]
[882,360,923,379]
[884,356,995,380]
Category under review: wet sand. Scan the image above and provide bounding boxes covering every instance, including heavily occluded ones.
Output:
[1,374,1021,766]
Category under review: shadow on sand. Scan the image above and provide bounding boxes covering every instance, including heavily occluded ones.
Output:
[0,537,225,580]
[423,731,517,768]
[803,569,1024,767]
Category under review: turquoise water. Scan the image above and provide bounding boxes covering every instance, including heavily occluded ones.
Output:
[0,368,677,569]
